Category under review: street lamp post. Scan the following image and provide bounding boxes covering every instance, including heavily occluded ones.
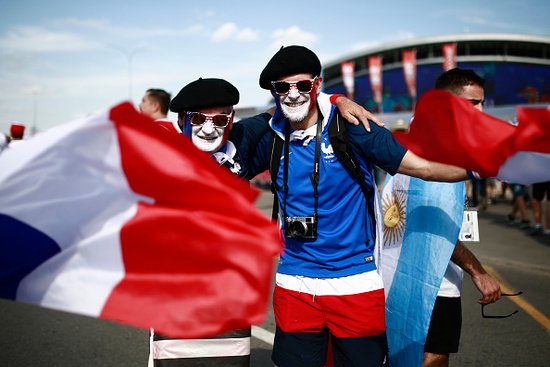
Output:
[109,45,143,102]
[28,86,40,134]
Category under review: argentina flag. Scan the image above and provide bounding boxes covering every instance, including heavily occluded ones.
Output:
[380,174,465,366]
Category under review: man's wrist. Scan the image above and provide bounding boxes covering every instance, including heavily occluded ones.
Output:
[330,94,346,105]
[467,170,482,180]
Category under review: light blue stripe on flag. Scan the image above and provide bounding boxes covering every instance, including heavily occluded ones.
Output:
[384,177,464,367]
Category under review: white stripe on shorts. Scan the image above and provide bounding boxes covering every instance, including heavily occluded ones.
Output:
[276,271,383,296]
[152,337,251,360]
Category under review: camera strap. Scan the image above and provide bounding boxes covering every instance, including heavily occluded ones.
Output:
[282,115,323,223]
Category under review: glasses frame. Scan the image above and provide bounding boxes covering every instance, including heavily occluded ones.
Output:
[185,110,234,128]
[481,291,523,319]
[271,76,318,96]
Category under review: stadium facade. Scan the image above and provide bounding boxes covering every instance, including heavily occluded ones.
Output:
[322,33,550,124]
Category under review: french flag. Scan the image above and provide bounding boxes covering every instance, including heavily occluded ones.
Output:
[0,102,282,339]
[394,89,550,184]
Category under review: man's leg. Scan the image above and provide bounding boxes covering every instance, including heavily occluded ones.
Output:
[423,297,461,367]
[330,332,387,367]
[272,326,329,367]
[423,352,449,367]
[271,284,329,367]
[530,183,544,235]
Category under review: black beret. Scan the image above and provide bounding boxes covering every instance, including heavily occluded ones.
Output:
[170,78,240,112]
[259,45,322,90]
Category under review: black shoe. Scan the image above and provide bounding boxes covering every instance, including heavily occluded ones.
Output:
[518,220,530,229]
[530,226,543,236]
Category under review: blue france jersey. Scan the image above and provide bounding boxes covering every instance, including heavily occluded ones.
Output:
[272,106,406,278]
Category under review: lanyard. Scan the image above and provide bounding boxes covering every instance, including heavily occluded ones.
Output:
[282,117,323,222]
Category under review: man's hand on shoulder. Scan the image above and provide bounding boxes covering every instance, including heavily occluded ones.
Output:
[331,95,384,132]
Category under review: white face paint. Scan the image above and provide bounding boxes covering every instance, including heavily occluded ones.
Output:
[276,74,319,124]
[279,88,311,123]
[191,123,225,153]
[190,107,232,154]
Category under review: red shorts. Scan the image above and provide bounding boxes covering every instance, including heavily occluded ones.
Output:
[273,273,386,337]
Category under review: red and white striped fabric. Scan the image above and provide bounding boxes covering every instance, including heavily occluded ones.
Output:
[0,102,282,340]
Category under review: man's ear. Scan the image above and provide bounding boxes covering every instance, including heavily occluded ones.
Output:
[227,110,235,130]
[315,76,323,93]
[177,114,184,131]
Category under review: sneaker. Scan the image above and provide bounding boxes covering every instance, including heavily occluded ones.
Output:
[518,220,530,229]
[507,215,516,225]
[530,226,543,236]
[481,201,488,211]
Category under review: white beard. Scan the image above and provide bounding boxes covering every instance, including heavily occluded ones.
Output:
[280,98,311,123]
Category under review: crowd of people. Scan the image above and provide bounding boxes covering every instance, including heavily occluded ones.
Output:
[2,45,548,367]
[467,178,550,236]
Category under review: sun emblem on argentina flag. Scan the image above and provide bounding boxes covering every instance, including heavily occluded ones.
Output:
[382,181,407,247]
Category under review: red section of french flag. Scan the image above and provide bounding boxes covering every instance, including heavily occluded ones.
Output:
[496,106,550,184]
[393,89,550,184]
[98,103,282,339]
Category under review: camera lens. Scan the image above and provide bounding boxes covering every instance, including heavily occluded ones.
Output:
[288,221,308,238]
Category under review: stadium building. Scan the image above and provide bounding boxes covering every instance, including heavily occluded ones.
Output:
[322,33,550,125]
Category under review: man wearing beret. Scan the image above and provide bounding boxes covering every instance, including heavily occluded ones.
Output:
[256,45,471,367]
[148,78,267,367]
[169,77,273,180]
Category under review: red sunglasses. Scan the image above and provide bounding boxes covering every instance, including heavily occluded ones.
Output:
[271,76,318,95]
[186,111,233,127]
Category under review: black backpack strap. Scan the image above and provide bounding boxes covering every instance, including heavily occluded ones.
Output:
[328,113,377,241]
[268,131,284,221]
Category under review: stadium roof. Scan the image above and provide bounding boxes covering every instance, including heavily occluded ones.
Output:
[324,33,550,85]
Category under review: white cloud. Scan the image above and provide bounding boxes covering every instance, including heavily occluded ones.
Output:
[0,25,99,52]
[63,17,110,29]
[236,28,259,41]
[212,22,238,42]
[270,26,318,49]
[211,23,259,42]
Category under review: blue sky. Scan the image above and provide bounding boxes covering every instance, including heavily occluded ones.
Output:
[1,0,549,132]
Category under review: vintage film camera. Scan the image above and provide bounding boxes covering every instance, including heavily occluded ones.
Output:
[284,216,317,239]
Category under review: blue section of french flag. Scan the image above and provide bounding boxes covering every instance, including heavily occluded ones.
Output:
[0,214,60,299]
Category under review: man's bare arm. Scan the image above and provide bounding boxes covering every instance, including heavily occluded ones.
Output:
[397,150,470,182]
[451,240,501,305]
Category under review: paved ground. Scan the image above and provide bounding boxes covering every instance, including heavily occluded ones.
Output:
[1,189,549,366]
